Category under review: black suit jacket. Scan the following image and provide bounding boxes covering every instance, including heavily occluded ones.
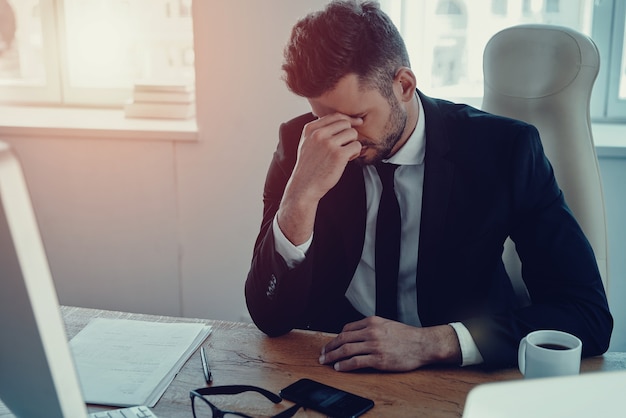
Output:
[245,92,612,368]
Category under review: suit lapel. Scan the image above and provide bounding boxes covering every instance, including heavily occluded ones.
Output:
[417,93,455,285]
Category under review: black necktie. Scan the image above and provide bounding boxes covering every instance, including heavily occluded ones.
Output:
[375,162,400,320]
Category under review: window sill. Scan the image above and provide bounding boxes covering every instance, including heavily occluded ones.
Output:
[0,106,197,142]
[593,123,626,158]
[0,106,624,156]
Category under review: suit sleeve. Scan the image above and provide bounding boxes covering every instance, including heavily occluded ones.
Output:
[463,125,613,367]
[244,114,317,337]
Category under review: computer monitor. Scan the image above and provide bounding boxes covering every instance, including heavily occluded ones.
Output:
[0,141,88,418]
[462,369,626,418]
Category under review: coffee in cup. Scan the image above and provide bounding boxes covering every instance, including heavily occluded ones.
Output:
[518,330,582,379]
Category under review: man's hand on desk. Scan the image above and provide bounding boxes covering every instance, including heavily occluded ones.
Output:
[318,317,462,372]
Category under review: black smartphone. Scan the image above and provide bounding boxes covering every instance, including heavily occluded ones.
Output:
[279,378,374,418]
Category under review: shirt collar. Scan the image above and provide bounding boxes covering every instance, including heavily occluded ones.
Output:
[383,93,426,166]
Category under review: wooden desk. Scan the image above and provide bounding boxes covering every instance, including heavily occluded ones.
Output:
[62,307,626,418]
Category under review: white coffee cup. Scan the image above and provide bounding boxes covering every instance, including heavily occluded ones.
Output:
[518,330,582,379]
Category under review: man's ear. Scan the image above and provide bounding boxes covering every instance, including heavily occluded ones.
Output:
[394,67,417,102]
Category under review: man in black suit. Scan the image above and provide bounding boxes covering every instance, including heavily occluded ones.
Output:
[245,0,612,371]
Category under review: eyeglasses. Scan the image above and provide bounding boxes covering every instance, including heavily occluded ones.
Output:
[190,385,301,418]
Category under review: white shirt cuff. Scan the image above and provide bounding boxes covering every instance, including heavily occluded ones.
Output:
[272,215,312,269]
[449,322,484,366]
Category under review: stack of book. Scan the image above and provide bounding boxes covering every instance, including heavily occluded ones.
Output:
[124,82,195,119]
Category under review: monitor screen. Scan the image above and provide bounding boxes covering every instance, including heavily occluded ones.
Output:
[0,141,88,418]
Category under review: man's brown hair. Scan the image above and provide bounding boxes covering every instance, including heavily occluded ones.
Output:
[282,0,410,100]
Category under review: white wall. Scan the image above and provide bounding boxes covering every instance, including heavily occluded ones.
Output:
[2,1,624,351]
[5,136,183,314]
[177,1,324,320]
[2,2,323,320]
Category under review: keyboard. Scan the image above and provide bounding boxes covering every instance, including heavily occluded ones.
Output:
[88,405,159,418]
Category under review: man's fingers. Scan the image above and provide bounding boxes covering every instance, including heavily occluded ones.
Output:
[320,339,372,365]
[321,317,382,356]
[344,138,363,161]
[305,114,363,143]
[321,327,364,356]
[332,354,376,372]
[308,121,359,148]
[341,317,374,332]
[318,317,436,372]
[310,112,363,128]
[320,339,386,372]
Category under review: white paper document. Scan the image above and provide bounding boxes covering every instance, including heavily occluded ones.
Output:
[69,318,211,407]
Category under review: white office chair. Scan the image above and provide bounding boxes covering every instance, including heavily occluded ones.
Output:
[481,24,609,302]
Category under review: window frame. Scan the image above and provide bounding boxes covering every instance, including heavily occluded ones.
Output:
[54,0,132,107]
[592,0,626,121]
[0,0,194,108]
[382,0,626,123]
[0,0,62,105]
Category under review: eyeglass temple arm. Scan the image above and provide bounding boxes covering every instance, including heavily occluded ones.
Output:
[192,385,282,403]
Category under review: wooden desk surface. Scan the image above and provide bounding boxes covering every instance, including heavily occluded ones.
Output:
[62,307,626,418]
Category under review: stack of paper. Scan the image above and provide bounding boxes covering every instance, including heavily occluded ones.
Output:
[124,82,196,119]
[69,318,211,407]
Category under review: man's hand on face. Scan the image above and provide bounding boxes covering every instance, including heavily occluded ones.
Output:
[290,113,363,203]
[318,317,462,372]
[276,113,363,246]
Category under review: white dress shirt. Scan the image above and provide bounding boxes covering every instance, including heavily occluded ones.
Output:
[273,97,483,366]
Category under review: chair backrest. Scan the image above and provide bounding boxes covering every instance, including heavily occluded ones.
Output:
[481,24,608,299]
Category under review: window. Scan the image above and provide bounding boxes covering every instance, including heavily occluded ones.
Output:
[592,0,626,120]
[620,25,626,99]
[380,0,626,122]
[546,0,560,13]
[0,0,194,107]
[436,0,463,14]
[491,0,508,16]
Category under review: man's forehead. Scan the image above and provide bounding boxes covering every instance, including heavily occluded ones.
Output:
[308,75,379,117]
[309,99,367,119]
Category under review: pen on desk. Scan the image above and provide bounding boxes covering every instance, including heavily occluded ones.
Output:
[200,346,212,384]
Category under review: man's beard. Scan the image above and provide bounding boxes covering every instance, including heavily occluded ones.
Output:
[355,96,407,166]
